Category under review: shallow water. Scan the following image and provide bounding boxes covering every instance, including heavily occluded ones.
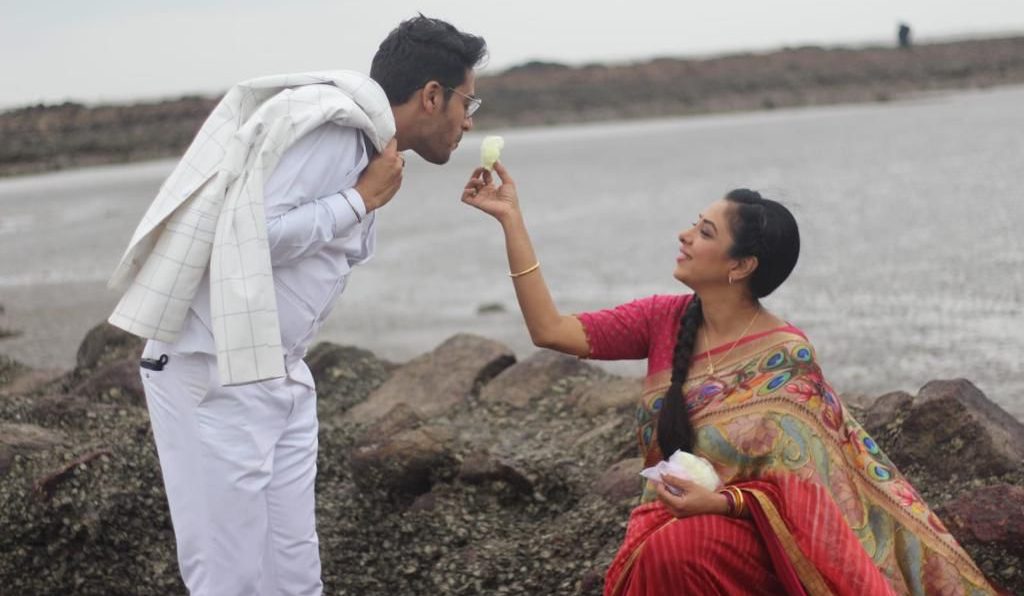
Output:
[1,86,1021,420]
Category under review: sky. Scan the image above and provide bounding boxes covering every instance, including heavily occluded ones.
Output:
[1,0,1023,109]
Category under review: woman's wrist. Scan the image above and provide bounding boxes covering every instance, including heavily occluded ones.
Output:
[499,209,525,231]
[713,492,733,516]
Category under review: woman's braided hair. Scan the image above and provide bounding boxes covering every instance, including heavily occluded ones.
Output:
[655,189,800,457]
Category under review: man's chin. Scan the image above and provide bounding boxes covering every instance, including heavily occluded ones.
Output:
[416,139,458,165]
[418,151,451,166]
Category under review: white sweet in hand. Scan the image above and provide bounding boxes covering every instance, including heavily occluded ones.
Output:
[640,450,722,494]
[480,135,504,171]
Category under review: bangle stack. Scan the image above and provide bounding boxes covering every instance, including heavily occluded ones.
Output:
[509,261,541,279]
[719,486,746,518]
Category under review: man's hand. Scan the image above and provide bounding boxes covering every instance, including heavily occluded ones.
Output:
[655,475,731,519]
[355,138,404,212]
[461,161,520,224]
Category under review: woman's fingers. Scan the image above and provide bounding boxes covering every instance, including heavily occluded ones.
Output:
[655,481,686,513]
[661,475,701,494]
[493,161,514,186]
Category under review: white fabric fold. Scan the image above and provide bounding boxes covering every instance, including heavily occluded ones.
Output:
[108,70,395,385]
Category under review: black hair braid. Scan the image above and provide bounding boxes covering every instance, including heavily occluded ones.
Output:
[656,296,704,457]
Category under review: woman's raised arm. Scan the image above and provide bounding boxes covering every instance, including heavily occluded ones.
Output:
[462,162,590,357]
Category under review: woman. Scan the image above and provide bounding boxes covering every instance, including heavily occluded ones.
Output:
[462,163,995,595]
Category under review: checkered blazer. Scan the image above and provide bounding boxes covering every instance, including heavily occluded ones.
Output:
[108,70,395,385]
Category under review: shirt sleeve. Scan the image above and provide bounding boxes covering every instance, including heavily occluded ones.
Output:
[575,295,660,360]
[264,124,367,266]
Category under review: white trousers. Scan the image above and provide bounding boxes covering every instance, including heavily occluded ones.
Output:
[140,340,323,596]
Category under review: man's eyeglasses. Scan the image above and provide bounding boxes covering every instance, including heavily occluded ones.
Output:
[447,87,482,118]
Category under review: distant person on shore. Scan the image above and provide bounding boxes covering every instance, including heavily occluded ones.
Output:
[462,165,996,594]
[106,15,486,595]
[899,22,913,49]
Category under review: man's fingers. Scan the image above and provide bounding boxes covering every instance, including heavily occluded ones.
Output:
[384,138,399,155]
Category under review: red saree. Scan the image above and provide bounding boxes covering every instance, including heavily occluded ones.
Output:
[577,294,995,596]
[604,476,897,596]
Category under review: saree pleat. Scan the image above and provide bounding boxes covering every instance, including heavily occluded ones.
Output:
[606,504,787,596]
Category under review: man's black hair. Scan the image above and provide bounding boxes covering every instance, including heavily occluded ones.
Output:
[371,15,487,105]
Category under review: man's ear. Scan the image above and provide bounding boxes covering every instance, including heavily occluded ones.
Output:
[730,256,759,283]
[421,81,445,114]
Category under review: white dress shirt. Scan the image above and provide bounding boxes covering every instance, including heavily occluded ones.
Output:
[175,123,376,386]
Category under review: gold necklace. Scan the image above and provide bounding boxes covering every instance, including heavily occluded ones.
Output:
[702,308,762,377]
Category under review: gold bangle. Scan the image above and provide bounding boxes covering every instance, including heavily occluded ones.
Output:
[731,487,746,518]
[722,486,744,518]
[509,261,541,278]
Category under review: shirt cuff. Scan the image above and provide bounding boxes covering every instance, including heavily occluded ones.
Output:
[329,189,367,235]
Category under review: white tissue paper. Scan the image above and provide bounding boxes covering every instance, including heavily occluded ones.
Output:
[640,450,722,495]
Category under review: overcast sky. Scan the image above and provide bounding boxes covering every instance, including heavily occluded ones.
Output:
[2,0,1023,109]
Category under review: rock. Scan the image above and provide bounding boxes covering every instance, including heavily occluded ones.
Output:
[457,454,534,496]
[579,566,607,594]
[573,418,628,450]
[0,354,26,388]
[28,393,101,426]
[937,484,1024,558]
[595,458,644,503]
[68,359,145,407]
[839,391,879,411]
[0,368,64,399]
[874,380,1024,479]
[479,350,594,409]
[408,490,439,513]
[860,390,914,432]
[349,425,457,499]
[476,302,506,315]
[305,342,397,418]
[354,403,424,446]
[569,377,643,416]
[0,423,66,476]
[346,334,514,424]
[74,322,143,372]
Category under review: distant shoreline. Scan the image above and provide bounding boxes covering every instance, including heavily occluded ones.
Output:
[2,35,1023,178]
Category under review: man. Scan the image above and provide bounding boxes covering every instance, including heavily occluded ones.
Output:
[107,16,486,595]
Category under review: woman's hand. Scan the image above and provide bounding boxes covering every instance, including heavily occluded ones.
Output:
[655,475,731,519]
[461,161,520,224]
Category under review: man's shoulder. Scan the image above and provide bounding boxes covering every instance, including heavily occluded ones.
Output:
[287,123,367,165]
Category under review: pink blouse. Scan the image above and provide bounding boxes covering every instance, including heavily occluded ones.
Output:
[576,294,806,379]
[576,294,692,378]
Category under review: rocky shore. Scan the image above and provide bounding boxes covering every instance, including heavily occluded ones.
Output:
[3,36,1024,177]
[1,323,1022,595]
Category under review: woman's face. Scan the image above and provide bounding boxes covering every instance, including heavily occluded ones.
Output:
[673,199,737,287]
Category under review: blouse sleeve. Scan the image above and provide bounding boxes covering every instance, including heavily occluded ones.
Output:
[575,295,660,361]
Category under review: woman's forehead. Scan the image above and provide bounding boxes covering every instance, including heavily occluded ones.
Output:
[699,199,731,221]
